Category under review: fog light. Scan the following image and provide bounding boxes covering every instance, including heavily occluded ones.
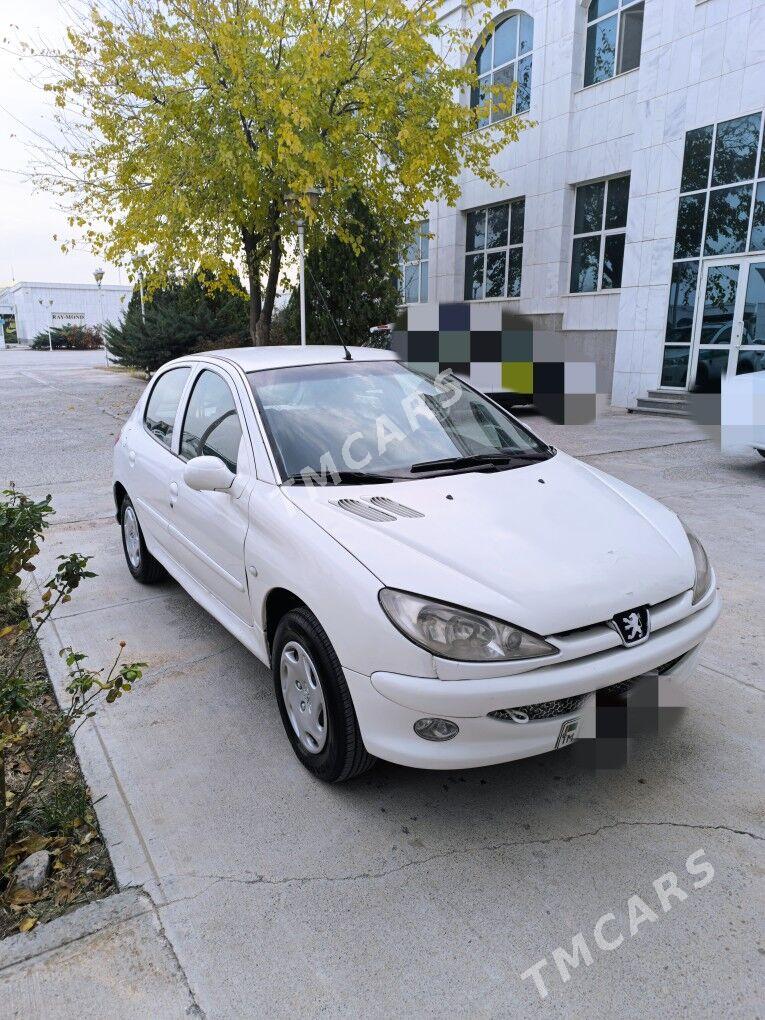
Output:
[413,718,459,742]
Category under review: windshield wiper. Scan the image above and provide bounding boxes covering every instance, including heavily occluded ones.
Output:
[409,450,551,474]
[283,470,396,486]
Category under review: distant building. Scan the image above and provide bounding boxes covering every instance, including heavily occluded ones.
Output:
[0,281,133,345]
[400,0,765,407]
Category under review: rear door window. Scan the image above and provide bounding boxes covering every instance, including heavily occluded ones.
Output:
[180,370,243,473]
[143,367,191,450]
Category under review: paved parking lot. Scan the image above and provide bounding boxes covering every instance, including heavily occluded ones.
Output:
[1,349,763,1018]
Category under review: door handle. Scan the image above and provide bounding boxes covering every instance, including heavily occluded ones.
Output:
[169,482,179,506]
[128,450,136,466]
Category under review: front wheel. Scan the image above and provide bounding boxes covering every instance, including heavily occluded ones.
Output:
[120,496,166,584]
[272,607,376,782]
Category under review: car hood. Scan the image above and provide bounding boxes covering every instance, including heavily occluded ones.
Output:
[283,452,695,635]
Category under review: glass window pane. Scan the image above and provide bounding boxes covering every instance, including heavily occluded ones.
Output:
[585,17,617,86]
[571,236,601,292]
[605,175,630,229]
[510,198,526,245]
[665,261,699,343]
[493,15,517,67]
[476,39,492,77]
[519,13,534,55]
[742,262,765,346]
[673,193,706,259]
[473,76,491,125]
[486,251,507,297]
[616,1,644,75]
[419,222,429,261]
[574,181,606,234]
[144,368,190,449]
[660,346,690,388]
[602,233,626,289]
[712,114,761,186]
[516,56,532,114]
[491,64,515,123]
[508,247,523,297]
[487,204,509,248]
[465,253,485,300]
[181,371,242,472]
[588,0,618,21]
[420,261,429,303]
[704,184,753,255]
[699,264,739,343]
[466,209,486,252]
[405,232,420,264]
[680,126,714,193]
[694,349,729,393]
[750,181,765,252]
[404,264,419,303]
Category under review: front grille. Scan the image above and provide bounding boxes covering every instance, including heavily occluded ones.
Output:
[489,694,587,723]
[487,677,646,724]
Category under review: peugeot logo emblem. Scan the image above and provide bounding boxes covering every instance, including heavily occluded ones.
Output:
[610,606,651,647]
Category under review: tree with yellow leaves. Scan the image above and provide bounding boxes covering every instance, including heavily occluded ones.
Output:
[31,0,524,344]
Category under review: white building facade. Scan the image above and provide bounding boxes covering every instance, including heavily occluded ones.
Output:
[0,281,133,345]
[406,0,765,405]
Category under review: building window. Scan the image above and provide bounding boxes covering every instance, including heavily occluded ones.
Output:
[584,0,644,88]
[464,199,525,300]
[570,175,630,293]
[471,13,534,125]
[399,221,429,304]
[660,111,765,388]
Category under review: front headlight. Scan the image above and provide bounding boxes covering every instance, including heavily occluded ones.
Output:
[378,589,558,662]
[682,524,712,604]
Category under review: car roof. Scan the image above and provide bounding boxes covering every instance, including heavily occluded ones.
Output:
[190,345,399,373]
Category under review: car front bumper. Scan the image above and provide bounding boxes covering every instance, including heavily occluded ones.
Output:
[346,590,721,770]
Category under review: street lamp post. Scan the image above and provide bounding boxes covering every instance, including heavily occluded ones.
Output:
[38,298,54,351]
[94,268,107,364]
[286,188,321,346]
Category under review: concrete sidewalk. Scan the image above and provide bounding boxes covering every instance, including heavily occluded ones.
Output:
[1,353,763,1018]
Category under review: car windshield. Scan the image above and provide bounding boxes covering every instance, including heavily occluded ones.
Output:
[247,360,552,482]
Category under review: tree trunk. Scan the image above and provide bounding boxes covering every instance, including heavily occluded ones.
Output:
[241,226,263,347]
[242,213,282,347]
[255,204,282,346]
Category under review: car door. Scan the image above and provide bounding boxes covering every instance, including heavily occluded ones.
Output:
[167,366,253,623]
[126,365,192,555]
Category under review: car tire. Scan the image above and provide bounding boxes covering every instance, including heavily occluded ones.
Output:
[120,495,166,584]
[272,607,376,783]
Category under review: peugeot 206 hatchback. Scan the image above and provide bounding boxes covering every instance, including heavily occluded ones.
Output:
[113,347,721,782]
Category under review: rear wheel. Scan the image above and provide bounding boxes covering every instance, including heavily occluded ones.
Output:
[120,496,165,584]
[272,607,376,782]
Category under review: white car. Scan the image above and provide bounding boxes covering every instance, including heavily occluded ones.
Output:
[721,368,765,458]
[113,346,721,781]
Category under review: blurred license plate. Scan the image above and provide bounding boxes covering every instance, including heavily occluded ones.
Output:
[556,718,580,749]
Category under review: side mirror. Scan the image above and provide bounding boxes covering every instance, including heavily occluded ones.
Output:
[183,456,235,493]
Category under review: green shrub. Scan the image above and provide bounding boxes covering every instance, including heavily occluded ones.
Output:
[31,325,103,351]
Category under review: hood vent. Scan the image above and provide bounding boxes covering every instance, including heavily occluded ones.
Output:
[368,497,424,519]
[331,497,425,523]
[333,499,397,522]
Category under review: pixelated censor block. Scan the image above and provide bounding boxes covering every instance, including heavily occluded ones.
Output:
[390,303,605,425]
